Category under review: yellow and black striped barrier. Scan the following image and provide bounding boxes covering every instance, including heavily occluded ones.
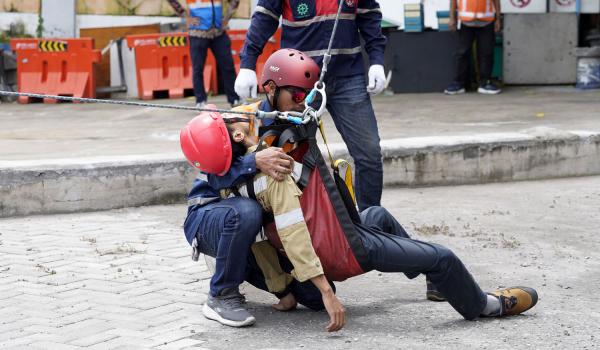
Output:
[38,40,68,52]
[157,36,187,47]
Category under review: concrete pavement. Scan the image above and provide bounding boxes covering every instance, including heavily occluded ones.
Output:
[1,175,598,349]
[1,86,600,217]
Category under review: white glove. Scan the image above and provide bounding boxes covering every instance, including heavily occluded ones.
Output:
[235,68,258,99]
[366,64,386,95]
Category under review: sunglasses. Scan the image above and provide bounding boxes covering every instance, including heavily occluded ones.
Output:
[282,86,309,104]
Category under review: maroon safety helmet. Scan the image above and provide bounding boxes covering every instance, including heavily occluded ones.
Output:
[260,49,320,90]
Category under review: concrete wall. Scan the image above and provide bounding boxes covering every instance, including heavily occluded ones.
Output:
[504,13,578,84]
[2,129,599,217]
[42,0,76,37]
[0,155,195,217]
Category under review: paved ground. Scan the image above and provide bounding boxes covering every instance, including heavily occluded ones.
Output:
[1,175,599,349]
[1,86,599,161]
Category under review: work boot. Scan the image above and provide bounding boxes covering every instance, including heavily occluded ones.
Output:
[490,286,538,316]
[425,278,446,302]
[203,287,255,327]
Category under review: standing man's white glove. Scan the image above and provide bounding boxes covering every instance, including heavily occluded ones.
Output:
[235,68,258,99]
[366,64,386,95]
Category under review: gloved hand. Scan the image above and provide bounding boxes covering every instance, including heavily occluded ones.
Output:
[235,68,258,99]
[366,64,386,95]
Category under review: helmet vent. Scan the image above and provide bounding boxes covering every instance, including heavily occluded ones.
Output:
[289,52,295,56]
[305,72,311,78]
[300,56,304,60]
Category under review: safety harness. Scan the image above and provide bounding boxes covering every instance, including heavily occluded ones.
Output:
[229,118,368,281]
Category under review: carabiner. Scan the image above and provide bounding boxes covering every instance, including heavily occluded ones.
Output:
[304,81,327,118]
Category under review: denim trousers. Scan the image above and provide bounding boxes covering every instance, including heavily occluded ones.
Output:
[243,206,488,319]
[193,196,334,308]
[359,206,488,320]
[189,33,239,104]
[324,74,383,211]
[193,197,263,296]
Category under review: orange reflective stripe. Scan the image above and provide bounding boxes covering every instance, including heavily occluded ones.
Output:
[458,0,496,22]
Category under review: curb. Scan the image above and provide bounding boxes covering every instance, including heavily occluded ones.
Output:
[1,128,599,217]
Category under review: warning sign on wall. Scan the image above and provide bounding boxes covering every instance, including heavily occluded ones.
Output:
[501,0,547,13]
[549,0,600,13]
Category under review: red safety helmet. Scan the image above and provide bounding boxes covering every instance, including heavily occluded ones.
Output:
[180,107,232,176]
[260,48,320,90]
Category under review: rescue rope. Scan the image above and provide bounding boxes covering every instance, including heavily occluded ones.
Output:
[1,0,345,156]
[302,0,345,168]
[0,90,255,114]
[318,120,336,167]
[317,0,345,88]
[0,90,312,125]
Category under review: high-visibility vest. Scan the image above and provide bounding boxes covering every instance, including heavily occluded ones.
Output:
[186,0,224,31]
[458,0,496,23]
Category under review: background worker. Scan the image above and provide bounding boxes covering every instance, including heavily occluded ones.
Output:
[167,0,241,107]
[445,0,502,95]
[234,0,388,211]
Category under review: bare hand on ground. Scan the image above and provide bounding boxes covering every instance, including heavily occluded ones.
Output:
[322,290,346,332]
[255,148,294,181]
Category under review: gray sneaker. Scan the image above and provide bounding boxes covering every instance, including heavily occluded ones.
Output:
[202,288,255,327]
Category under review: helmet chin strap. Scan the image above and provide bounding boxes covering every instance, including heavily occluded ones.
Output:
[267,86,282,112]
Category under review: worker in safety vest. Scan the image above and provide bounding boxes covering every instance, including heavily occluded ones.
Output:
[234,0,387,212]
[445,0,502,95]
[167,0,241,107]
[181,49,539,331]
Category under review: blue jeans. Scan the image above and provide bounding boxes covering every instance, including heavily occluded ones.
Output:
[359,207,488,320]
[324,74,383,211]
[189,33,239,104]
[191,197,263,296]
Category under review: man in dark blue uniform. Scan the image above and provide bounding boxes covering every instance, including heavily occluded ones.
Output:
[235,0,387,211]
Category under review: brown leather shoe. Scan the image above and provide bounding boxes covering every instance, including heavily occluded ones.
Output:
[490,286,538,316]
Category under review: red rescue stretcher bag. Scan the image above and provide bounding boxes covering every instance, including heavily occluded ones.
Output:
[254,121,370,281]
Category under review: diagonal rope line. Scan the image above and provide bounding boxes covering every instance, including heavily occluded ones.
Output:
[317,0,345,86]
[0,90,258,115]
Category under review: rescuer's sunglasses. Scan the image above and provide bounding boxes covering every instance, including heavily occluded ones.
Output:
[281,86,309,103]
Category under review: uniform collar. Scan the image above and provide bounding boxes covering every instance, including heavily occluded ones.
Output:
[260,98,272,113]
